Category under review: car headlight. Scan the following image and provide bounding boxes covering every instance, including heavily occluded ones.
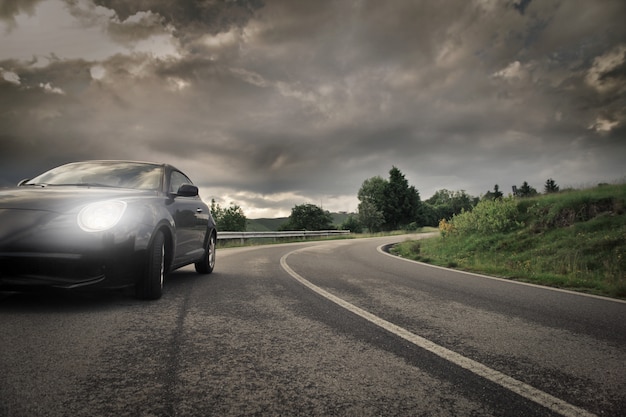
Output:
[77,200,127,232]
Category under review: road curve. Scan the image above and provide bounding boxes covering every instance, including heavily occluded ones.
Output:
[1,234,624,416]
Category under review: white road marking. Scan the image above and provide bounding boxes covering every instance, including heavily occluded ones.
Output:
[280,248,597,417]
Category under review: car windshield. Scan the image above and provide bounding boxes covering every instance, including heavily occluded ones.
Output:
[25,161,163,190]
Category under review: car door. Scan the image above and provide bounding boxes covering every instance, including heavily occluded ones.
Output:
[167,170,208,265]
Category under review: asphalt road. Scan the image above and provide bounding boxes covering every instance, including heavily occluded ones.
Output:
[1,234,625,417]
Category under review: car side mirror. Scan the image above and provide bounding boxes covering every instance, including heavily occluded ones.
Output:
[175,184,199,197]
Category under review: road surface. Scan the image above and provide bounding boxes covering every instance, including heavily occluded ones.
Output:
[1,234,625,416]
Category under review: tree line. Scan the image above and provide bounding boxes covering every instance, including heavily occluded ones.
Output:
[354,167,561,232]
[211,167,561,232]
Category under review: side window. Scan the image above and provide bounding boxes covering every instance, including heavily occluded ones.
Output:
[169,171,193,194]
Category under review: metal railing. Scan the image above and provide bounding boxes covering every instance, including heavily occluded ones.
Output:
[217,230,351,243]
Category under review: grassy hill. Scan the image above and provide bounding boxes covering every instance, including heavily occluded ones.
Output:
[392,183,626,299]
[246,217,289,232]
[247,212,353,231]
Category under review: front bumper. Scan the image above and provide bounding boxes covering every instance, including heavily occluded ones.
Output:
[0,244,144,290]
[0,235,145,290]
[0,252,106,289]
[0,206,152,290]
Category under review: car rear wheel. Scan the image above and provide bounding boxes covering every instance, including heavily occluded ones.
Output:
[136,230,165,300]
[195,232,215,274]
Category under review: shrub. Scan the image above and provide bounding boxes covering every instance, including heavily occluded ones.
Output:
[451,197,522,235]
[439,218,455,237]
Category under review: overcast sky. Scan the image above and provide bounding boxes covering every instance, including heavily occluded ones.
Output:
[1,0,625,218]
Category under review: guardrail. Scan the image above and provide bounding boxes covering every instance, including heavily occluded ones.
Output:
[217,230,351,243]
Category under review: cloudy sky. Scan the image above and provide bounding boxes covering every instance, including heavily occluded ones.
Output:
[1,0,625,218]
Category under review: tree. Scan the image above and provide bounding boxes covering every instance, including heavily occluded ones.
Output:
[341,215,363,233]
[544,178,560,193]
[280,203,334,231]
[483,184,504,200]
[514,181,538,198]
[357,200,385,232]
[357,167,424,231]
[211,199,247,231]
[357,175,387,232]
[382,166,421,230]
[419,203,439,227]
[425,189,476,222]
[357,176,387,211]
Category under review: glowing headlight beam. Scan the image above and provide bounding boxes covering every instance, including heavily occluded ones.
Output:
[77,200,127,232]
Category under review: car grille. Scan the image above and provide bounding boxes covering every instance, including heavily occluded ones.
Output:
[0,254,106,287]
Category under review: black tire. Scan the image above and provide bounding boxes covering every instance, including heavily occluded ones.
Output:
[136,230,165,300]
[195,232,216,274]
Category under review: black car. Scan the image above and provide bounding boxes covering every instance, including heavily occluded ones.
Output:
[0,160,217,299]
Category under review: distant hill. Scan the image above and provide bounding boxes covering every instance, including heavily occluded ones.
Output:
[331,212,351,226]
[246,212,354,231]
[246,217,289,232]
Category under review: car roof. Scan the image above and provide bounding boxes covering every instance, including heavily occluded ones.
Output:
[67,160,165,166]
[62,160,180,171]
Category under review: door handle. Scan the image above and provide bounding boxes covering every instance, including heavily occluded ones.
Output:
[196,208,203,213]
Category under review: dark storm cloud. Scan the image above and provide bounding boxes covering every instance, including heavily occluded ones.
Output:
[513,0,532,15]
[94,0,263,26]
[1,0,625,215]
[92,0,263,40]
[0,0,43,28]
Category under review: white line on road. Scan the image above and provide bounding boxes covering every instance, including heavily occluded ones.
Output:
[280,249,597,417]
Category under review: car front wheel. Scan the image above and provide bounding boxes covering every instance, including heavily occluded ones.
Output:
[136,230,165,300]
[195,232,216,274]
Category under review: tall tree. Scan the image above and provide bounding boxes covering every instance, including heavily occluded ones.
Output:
[382,166,421,230]
[515,181,538,197]
[483,184,503,200]
[493,184,503,199]
[357,175,387,232]
[544,178,560,193]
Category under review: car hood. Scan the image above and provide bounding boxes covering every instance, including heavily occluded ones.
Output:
[0,187,159,213]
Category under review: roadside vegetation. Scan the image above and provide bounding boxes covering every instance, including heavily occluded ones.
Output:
[215,166,624,299]
[392,183,626,299]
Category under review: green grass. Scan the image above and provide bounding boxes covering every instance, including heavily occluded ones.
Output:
[392,184,626,299]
